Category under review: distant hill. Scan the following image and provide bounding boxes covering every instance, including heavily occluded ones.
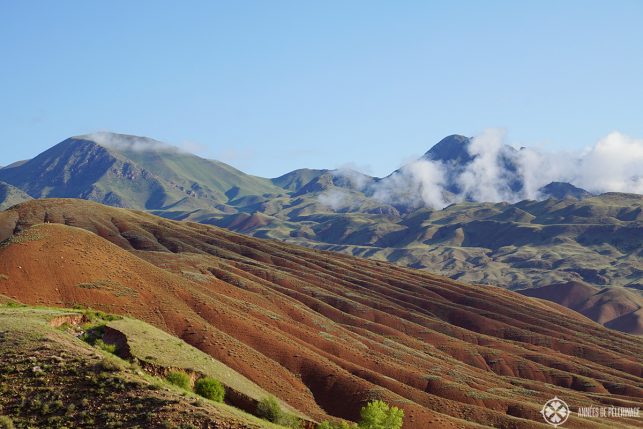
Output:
[519,281,643,335]
[0,181,32,210]
[210,193,642,293]
[0,133,283,211]
[538,181,593,199]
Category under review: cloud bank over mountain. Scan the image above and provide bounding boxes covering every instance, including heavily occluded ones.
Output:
[332,130,643,210]
[78,132,207,155]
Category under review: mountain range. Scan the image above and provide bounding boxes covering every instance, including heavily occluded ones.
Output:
[0,133,596,215]
[0,132,641,334]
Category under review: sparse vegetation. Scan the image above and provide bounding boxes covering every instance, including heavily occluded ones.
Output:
[77,279,138,297]
[0,306,290,428]
[194,377,225,402]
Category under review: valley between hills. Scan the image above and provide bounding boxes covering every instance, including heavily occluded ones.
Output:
[0,199,641,428]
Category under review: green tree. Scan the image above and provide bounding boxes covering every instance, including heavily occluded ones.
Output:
[359,400,404,429]
[194,377,225,402]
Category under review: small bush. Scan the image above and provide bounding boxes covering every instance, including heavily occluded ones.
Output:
[194,377,224,402]
[166,371,191,390]
[4,302,24,308]
[279,414,303,429]
[257,396,283,423]
[95,339,117,354]
[257,397,302,428]
[0,416,14,429]
[98,356,124,372]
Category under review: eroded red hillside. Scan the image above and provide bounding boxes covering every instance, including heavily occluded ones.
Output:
[0,199,641,429]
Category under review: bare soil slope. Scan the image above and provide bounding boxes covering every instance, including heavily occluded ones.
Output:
[0,199,642,428]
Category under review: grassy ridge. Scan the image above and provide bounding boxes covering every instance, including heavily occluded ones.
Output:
[0,305,291,429]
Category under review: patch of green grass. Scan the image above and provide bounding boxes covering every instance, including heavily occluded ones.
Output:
[95,339,117,354]
[0,225,46,247]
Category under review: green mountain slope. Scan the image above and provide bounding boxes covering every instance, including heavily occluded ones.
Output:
[271,168,328,191]
[0,133,283,212]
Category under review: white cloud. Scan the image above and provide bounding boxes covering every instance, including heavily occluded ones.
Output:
[79,132,182,153]
[78,132,210,156]
[318,189,353,211]
[363,129,643,209]
[574,132,643,194]
[457,128,516,202]
[372,159,449,209]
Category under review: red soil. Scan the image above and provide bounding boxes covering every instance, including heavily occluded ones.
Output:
[0,199,641,429]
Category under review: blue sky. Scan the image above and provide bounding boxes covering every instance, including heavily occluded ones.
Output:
[1,1,642,177]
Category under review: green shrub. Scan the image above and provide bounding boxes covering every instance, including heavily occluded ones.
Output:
[194,377,225,402]
[279,414,303,429]
[95,339,117,354]
[256,396,301,428]
[257,396,283,423]
[0,416,14,429]
[166,371,191,390]
[4,302,24,308]
[359,400,404,429]
[99,357,123,372]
